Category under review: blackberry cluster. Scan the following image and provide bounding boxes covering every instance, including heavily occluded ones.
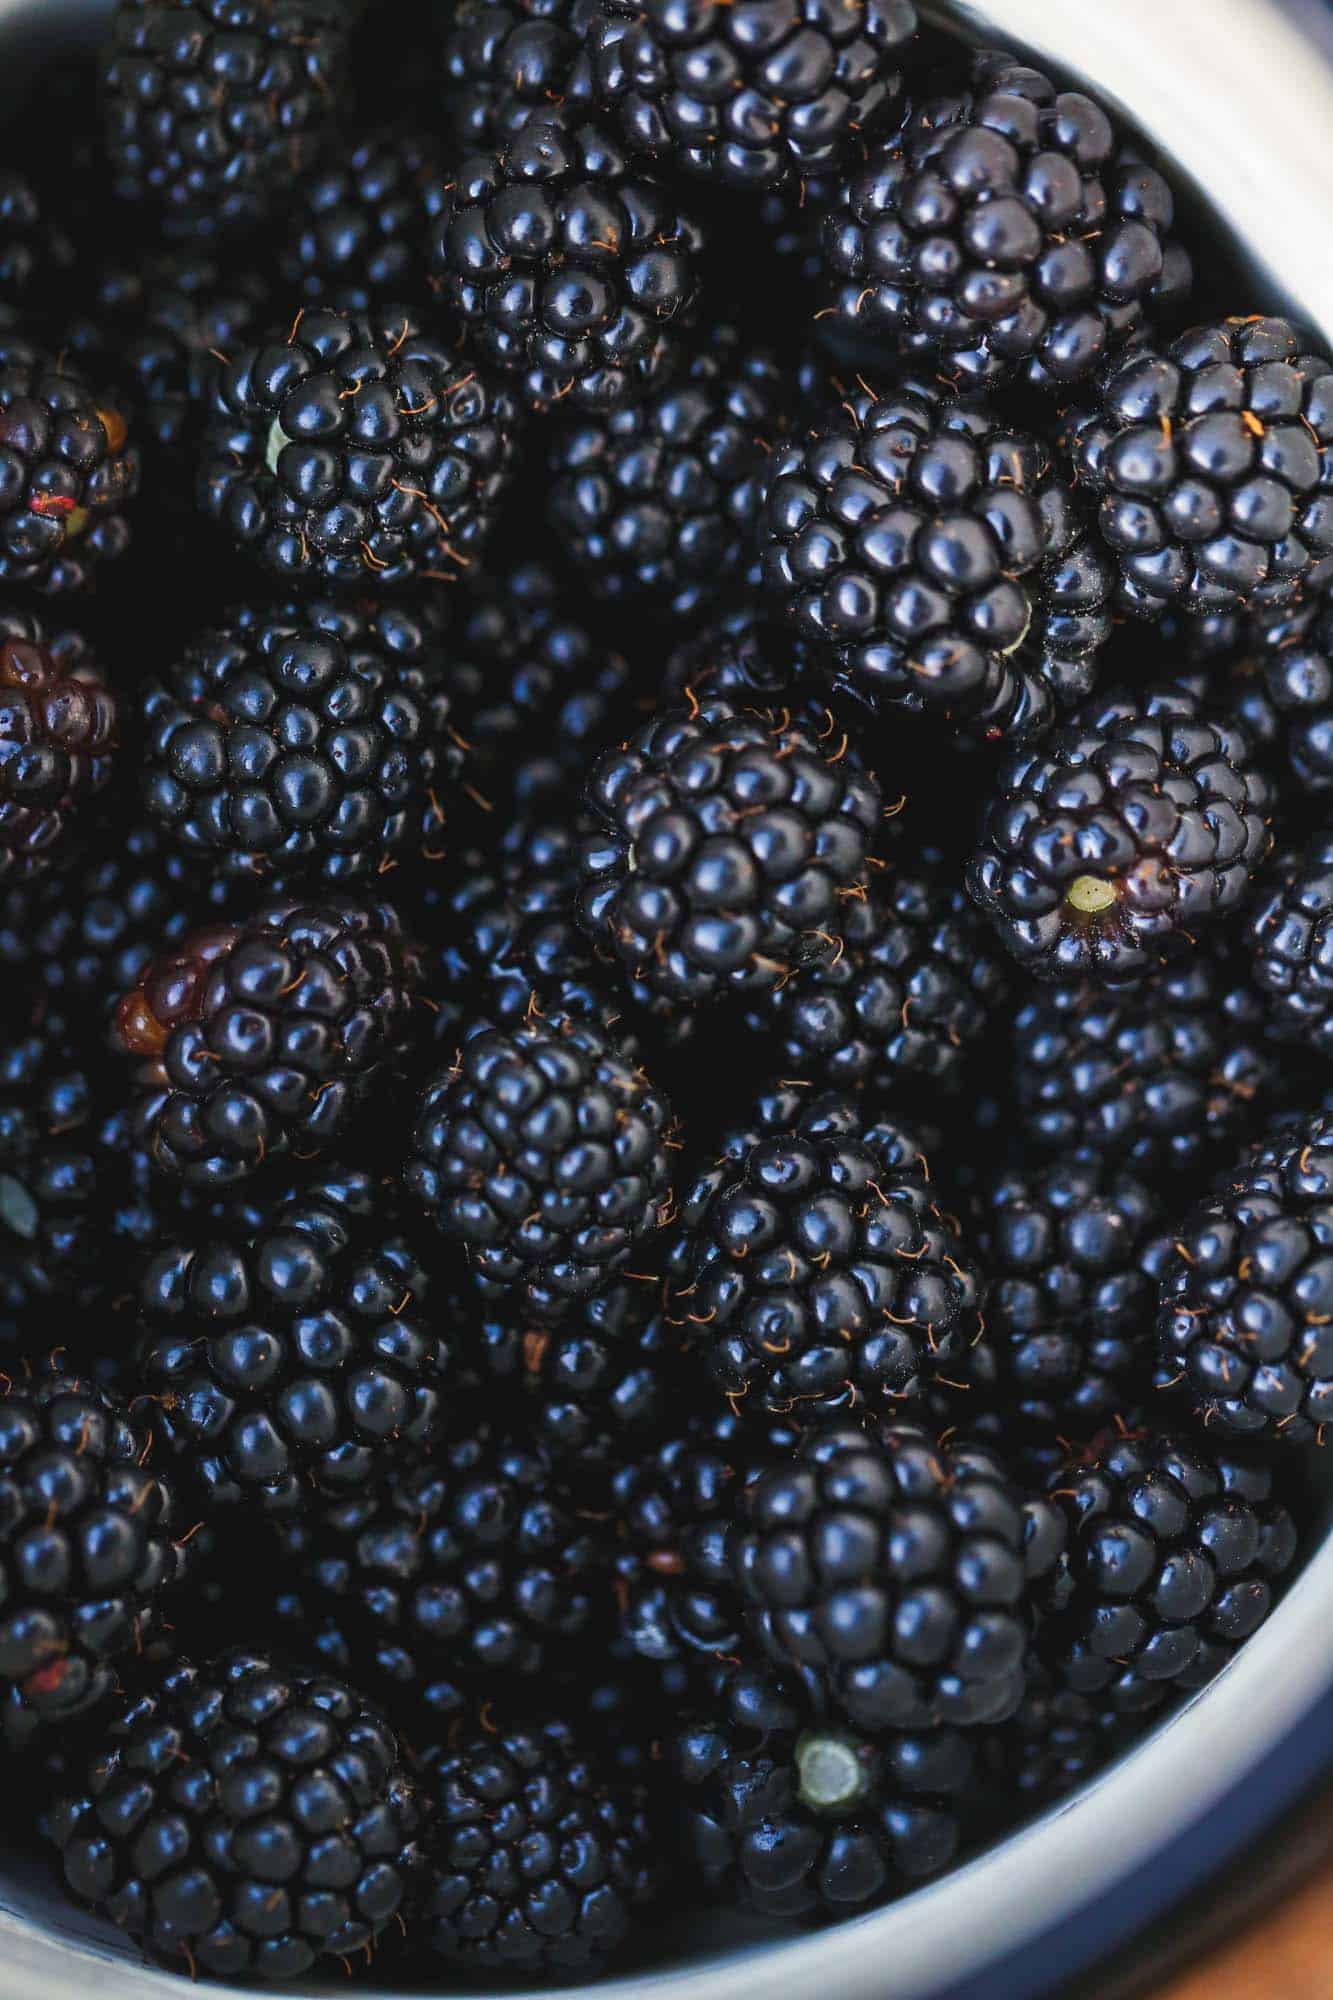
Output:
[0,334,139,592]
[0,609,116,880]
[280,132,442,311]
[611,1413,752,1664]
[1247,839,1333,1051]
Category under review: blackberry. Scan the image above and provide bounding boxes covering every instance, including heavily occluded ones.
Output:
[822,54,1191,391]
[582,0,919,191]
[968,680,1273,982]
[578,696,882,1007]
[0,608,116,882]
[661,600,813,710]
[417,1713,657,1977]
[759,381,1113,740]
[140,598,461,885]
[100,0,351,235]
[1247,840,1333,1051]
[0,334,139,593]
[427,108,701,414]
[280,131,443,311]
[199,302,519,588]
[673,1658,977,1918]
[981,1656,1162,1810]
[730,1420,1063,1730]
[1065,316,1333,617]
[442,0,591,153]
[548,330,786,618]
[1042,1427,1297,1710]
[404,1016,675,1318]
[0,172,76,318]
[114,897,421,1186]
[1250,594,1333,793]
[47,1648,422,1980]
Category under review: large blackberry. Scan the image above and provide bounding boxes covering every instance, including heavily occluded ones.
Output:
[199,303,519,588]
[427,109,701,414]
[968,680,1273,981]
[582,0,919,191]
[0,334,139,593]
[100,0,351,235]
[404,1017,675,1318]
[280,131,443,312]
[578,696,882,1007]
[821,54,1191,391]
[47,1648,422,1980]
[0,608,116,882]
[1041,1427,1297,1710]
[140,598,461,885]
[759,381,1113,740]
[114,897,421,1186]
[1246,840,1333,1052]
[1065,316,1333,617]
[442,0,591,153]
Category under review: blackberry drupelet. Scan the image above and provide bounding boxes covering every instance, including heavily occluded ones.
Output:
[442,0,591,152]
[0,334,138,593]
[548,330,787,618]
[404,1016,675,1318]
[1041,1427,1297,1709]
[968,679,1273,981]
[1247,839,1333,1051]
[427,108,701,414]
[759,381,1113,740]
[280,132,443,311]
[100,0,351,235]
[578,696,882,1007]
[199,302,519,588]
[418,1713,657,1977]
[822,54,1191,391]
[47,1648,422,1980]
[582,0,919,191]
[0,608,116,881]
[981,1656,1162,1809]
[140,598,461,885]
[1065,316,1333,616]
[114,896,420,1186]
[1250,593,1333,793]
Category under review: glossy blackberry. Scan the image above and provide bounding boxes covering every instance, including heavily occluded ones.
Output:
[968,680,1273,981]
[114,897,420,1186]
[100,0,351,235]
[427,109,701,415]
[47,1648,422,1980]
[199,303,519,588]
[280,131,443,311]
[0,334,139,593]
[579,696,881,1007]
[548,330,786,618]
[760,381,1113,740]
[1011,953,1280,1179]
[140,598,461,885]
[981,1656,1161,1809]
[404,1017,675,1318]
[0,608,116,881]
[730,1421,1063,1730]
[822,54,1191,391]
[582,0,918,191]
[1042,1428,1297,1709]
[0,1369,189,1737]
[673,1657,977,1918]
[442,0,591,152]
[1246,840,1333,1052]
[0,172,76,317]
[1250,594,1333,792]
[418,1713,656,1977]
[1065,317,1333,617]
[661,600,813,709]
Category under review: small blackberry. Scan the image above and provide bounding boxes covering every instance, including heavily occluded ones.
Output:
[968,680,1273,981]
[47,1648,422,1980]
[0,172,76,317]
[199,302,519,588]
[661,600,813,710]
[100,0,351,234]
[1042,1427,1297,1709]
[1250,594,1333,793]
[0,334,139,593]
[981,1656,1162,1810]
[427,109,701,414]
[759,381,1113,740]
[404,1017,675,1318]
[0,608,116,882]
[442,0,592,153]
[280,131,443,311]
[1065,316,1333,617]
[1247,840,1333,1051]
[114,897,421,1186]
[822,54,1191,391]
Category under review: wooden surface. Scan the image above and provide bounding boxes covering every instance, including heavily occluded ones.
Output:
[1153,1852,1333,1999]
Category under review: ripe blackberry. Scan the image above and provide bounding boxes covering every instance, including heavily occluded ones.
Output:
[730,1420,1063,1730]
[822,54,1191,391]
[673,1657,977,1918]
[47,1648,422,1980]
[1042,1427,1297,1710]
[1065,317,1333,617]
[140,598,461,885]
[759,381,1113,740]
[968,680,1273,981]
[548,330,786,618]
[0,334,139,593]
[582,0,919,191]
[1250,594,1333,793]
[1247,840,1333,1051]
[981,1656,1161,1809]
[442,0,591,152]
[404,1017,675,1318]
[0,172,76,317]
[427,109,701,414]
[661,600,813,710]
[578,696,881,1007]
[0,609,116,882]
[417,1713,657,1977]
[280,131,443,311]
[114,897,421,1186]
[100,0,351,235]
[199,302,519,588]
